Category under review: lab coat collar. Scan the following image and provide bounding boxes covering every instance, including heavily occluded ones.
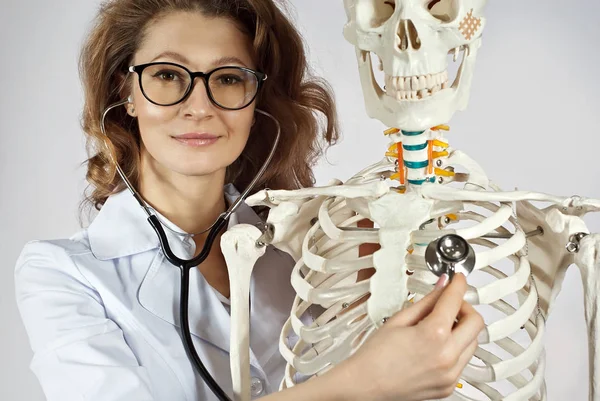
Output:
[87,183,251,260]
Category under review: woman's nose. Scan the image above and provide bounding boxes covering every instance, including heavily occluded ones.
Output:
[182,78,215,118]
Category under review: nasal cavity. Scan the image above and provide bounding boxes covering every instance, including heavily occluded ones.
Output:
[397,19,421,51]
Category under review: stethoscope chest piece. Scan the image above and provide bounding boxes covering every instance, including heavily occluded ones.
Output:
[425,234,476,279]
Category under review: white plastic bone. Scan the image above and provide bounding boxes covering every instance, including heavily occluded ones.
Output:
[220,224,266,401]
[574,234,600,397]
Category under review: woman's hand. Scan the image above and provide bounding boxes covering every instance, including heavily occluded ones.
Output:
[330,273,484,401]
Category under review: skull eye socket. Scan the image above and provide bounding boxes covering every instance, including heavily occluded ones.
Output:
[426,0,458,22]
[356,0,395,29]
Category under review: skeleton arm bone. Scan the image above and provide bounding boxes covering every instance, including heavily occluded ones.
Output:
[220,224,267,401]
[572,232,600,401]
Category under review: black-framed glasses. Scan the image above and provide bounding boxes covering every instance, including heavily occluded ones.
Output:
[128,62,267,110]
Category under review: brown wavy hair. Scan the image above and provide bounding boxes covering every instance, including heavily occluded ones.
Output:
[78,0,339,219]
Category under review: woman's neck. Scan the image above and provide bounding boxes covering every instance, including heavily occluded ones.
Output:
[138,155,228,238]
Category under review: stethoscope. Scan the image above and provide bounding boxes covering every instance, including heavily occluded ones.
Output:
[100,96,280,401]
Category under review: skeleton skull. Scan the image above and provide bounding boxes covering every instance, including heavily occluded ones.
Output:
[343,0,489,131]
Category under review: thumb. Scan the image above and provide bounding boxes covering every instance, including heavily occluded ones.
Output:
[387,274,449,327]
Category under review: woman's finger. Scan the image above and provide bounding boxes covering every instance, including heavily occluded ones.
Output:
[425,273,468,329]
[388,274,449,327]
[451,301,485,351]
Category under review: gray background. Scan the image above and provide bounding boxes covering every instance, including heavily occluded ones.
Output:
[1,0,598,400]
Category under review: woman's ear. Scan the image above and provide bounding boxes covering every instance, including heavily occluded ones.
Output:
[126,100,136,117]
[116,71,136,116]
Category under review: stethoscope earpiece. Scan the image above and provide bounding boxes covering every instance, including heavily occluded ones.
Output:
[425,234,476,279]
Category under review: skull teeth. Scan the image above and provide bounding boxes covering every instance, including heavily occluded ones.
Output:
[377,45,467,101]
[385,71,448,93]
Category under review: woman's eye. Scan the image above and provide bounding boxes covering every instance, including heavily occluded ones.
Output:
[154,70,179,81]
[218,75,242,85]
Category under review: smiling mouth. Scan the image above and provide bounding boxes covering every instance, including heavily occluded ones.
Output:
[173,136,220,147]
[371,45,469,101]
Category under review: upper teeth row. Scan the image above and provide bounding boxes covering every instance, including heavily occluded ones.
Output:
[385,71,448,92]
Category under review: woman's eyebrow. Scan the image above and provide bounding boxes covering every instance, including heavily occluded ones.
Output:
[150,51,190,64]
[149,52,249,69]
[211,56,249,68]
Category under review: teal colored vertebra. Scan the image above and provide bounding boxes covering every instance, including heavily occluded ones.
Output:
[401,130,425,136]
[404,160,429,169]
[403,143,428,151]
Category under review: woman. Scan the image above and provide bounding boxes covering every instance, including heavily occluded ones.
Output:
[14,0,484,400]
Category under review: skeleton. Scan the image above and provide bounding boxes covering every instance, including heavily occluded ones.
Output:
[219,1,600,400]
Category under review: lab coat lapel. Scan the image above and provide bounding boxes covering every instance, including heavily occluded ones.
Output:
[136,199,233,354]
[138,248,233,353]
[89,188,233,351]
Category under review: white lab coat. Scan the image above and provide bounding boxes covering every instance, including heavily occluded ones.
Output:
[15,184,299,401]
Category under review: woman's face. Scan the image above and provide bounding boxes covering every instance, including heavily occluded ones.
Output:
[129,11,257,179]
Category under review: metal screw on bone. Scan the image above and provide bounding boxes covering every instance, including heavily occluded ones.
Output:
[425,234,476,279]
[565,242,579,253]
[255,223,275,247]
[566,232,589,253]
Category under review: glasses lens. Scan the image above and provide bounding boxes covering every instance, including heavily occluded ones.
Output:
[140,63,191,105]
[208,68,259,109]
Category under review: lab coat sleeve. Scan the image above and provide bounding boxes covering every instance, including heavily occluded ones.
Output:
[14,240,157,401]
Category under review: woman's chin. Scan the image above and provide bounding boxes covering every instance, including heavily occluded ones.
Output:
[166,161,230,178]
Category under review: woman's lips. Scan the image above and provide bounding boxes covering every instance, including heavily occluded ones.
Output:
[173,132,220,147]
